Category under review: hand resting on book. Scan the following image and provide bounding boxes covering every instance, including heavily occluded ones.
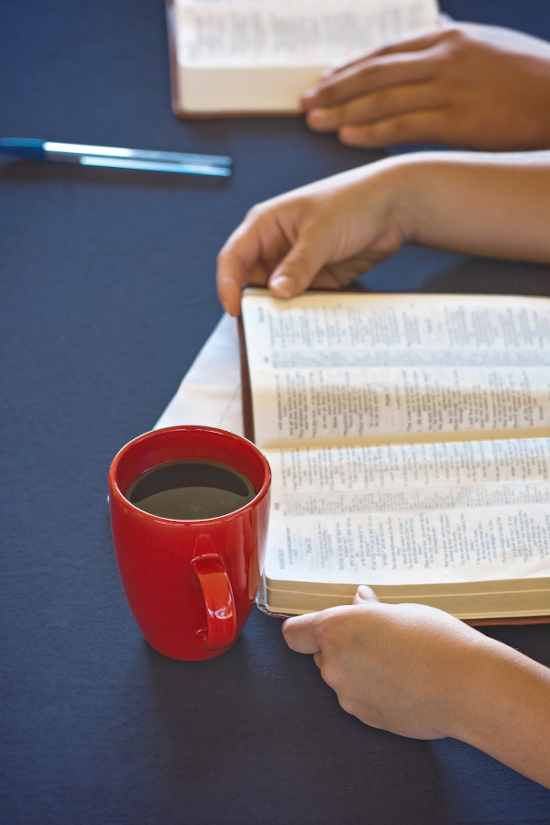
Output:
[283,587,550,788]
[219,149,550,788]
[217,150,550,315]
[217,161,405,316]
[301,24,550,150]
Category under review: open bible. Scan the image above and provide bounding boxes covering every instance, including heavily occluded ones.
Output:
[239,289,550,622]
[166,0,439,117]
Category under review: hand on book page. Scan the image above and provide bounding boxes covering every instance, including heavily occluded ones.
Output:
[217,162,405,315]
[302,23,550,150]
[283,586,550,788]
[218,153,550,315]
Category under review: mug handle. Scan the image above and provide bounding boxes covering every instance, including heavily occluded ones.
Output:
[191,550,237,650]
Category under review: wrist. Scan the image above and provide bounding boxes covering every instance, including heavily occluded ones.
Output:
[449,635,550,787]
[364,155,427,246]
[444,634,502,744]
[378,151,475,248]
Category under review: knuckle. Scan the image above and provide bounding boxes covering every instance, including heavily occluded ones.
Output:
[358,62,379,83]
[318,659,339,687]
[294,195,319,224]
[367,118,400,145]
[337,696,355,716]
[316,82,339,105]
[442,26,467,50]
[216,244,231,265]
[245,202,267,223]
[316,616,339,647]
[329,103,345,125]
[356,60,389,91]
[293,193,313,212]
[381,114,417,143]
[330,103,353,124]
[362,90,391,121]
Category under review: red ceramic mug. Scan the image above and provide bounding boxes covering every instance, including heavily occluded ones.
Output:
[108,426,271,661]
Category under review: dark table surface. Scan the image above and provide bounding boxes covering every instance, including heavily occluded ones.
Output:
[2,1,550,823]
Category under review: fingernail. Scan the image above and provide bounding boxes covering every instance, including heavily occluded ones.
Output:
[281,618,293,639]
[270,275,294,298]
[356,585,374,601]
[307,109,326,128]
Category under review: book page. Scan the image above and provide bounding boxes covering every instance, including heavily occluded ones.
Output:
[155,314,243,435]
[175,0,438,67]
[263,436,550,586]
[242,291,550,448]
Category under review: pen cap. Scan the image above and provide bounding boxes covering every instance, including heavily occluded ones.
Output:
[0,138,46,159]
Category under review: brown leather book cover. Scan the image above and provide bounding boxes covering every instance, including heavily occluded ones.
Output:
[238,314,255,442]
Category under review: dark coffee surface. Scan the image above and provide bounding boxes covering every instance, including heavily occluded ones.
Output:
[126,461,255,520]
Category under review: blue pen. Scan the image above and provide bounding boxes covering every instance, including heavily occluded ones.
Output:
[0,137,232,178]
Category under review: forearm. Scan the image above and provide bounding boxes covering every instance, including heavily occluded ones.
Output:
[395,151,550,263]
[457,637,550,788]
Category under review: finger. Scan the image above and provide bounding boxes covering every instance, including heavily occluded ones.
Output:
[310,28,446,94]
[268,229,331,300]
[309,265,362,291]
[217,221,263,316]
[353,585,378,605]
[369,27,448,58]
[303,50,438,110]
[370,27,447,60]
[308,269,347,290]
[282,612,322,654]
[246,262,272,287]
[309,255,376,290]
[313,652,322,669]
[339,108,449,148]
[307,83,441,132]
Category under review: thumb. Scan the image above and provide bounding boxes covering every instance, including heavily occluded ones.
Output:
[282,612,322,654]
[268,235,327,300]
[353,585,378,605]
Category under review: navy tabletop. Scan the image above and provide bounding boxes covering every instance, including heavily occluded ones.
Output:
[2,1,550,824]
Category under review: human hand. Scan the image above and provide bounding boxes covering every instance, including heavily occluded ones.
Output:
[302,26,550,150]
[282,586,489,741]
[217,161,407,315]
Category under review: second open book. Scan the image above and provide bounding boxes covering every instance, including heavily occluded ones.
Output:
[239,289,550,622]
[167,0,439,116]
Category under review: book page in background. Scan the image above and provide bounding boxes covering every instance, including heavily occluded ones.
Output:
[155,314,244,435]
[242,291,550,449]
[263,436,550,585]
[175,0,439,67]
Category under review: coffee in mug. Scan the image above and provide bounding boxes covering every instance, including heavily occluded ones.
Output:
[108,426,271,661]
[126,460,256,520]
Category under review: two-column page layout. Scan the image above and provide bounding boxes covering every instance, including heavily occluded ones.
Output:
[240,290,550,621]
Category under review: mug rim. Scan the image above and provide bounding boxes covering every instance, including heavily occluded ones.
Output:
[108,425,271,525]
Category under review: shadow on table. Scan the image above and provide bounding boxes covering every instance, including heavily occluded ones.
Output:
[432,738,550,825]
[140,613,449,825]
[421,256,550,298]
[360,244,550,298]
[0,157,230,192]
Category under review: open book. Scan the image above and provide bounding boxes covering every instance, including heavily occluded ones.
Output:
[239,289,550,623]
[166,0,439,117]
